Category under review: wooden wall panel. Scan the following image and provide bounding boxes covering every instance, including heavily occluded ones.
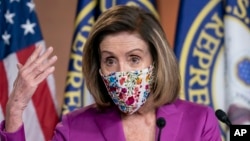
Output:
[36,0,77,108]
[157,0,179,48]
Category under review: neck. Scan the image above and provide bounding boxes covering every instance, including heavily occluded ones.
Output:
[121,109,156,141]
[121,109,156,121]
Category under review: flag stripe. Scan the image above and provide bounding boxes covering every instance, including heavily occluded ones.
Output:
[1,51,21,119]
[3,54,19,95]
[0,61,8,116]
[23,100,45,141]
[1,1,59,140]
[36,41,59,115]
[0,107,4,121]
[32,81,58,140]
[16,45,58,141]
[3,49,45,141]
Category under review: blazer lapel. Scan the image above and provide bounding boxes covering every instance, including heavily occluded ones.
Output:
[95,108,126,141]
[156,101,183,141]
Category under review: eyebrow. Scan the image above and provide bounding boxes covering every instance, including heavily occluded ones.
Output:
[126,48,145,55]
[100,48,145,56]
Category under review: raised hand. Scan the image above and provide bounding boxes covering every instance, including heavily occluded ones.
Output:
[5,46,58,132]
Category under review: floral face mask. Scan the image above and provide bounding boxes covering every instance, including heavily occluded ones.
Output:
[99,65,154,114]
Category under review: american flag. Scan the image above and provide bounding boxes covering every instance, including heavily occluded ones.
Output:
[0,0,59,141]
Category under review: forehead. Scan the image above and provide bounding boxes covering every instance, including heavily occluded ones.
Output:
[99,31,149,51]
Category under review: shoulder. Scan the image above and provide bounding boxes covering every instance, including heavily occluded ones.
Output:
[62,104,101,123]
[61,104,119,125]
[57,104,106,134]
[160,99,218,126]
[160,99,221,140]
[173,99,221,136]
[53,105,119,139]
[173,99,215,115]
[66,104,99,116]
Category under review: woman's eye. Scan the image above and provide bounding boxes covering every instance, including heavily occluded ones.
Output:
[105,58,116,66]
[130,56,140,64]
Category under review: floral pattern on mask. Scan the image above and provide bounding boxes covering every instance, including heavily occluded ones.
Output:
[99,65,154,114]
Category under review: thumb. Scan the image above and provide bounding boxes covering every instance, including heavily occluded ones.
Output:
[16,63,23,70]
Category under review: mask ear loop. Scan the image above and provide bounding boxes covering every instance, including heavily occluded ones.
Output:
[150,62,156,90]
[99,68,115,77]
[99,69,109,77]
[150,62,155,71]
[150,61,156,68]
[99,69,103,76]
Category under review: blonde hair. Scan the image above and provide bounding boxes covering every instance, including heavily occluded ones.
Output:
[83,5,180,110]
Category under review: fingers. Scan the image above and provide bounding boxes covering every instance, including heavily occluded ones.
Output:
[34,66,55,85]
[23,45,43,68]
[7,45,57,125]
[33,55,57,84]
[16,63,23,69]
[21,46,55,77]
[16,46,57,87]
[13,63,24,87]
[33,55,57,77]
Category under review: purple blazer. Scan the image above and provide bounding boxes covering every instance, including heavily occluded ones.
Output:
[0,99,222,141]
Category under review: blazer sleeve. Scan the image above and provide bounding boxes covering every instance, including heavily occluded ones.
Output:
[0,115,70,141]
[201,107,222,141]
[0,120,26,141]
[50,114,70,141]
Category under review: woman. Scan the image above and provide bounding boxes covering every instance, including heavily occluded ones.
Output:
[0,5,222,141]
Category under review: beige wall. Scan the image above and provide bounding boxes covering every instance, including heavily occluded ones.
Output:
[157,0,179,48]
[36,0,77,108]
[35,0,179,109]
